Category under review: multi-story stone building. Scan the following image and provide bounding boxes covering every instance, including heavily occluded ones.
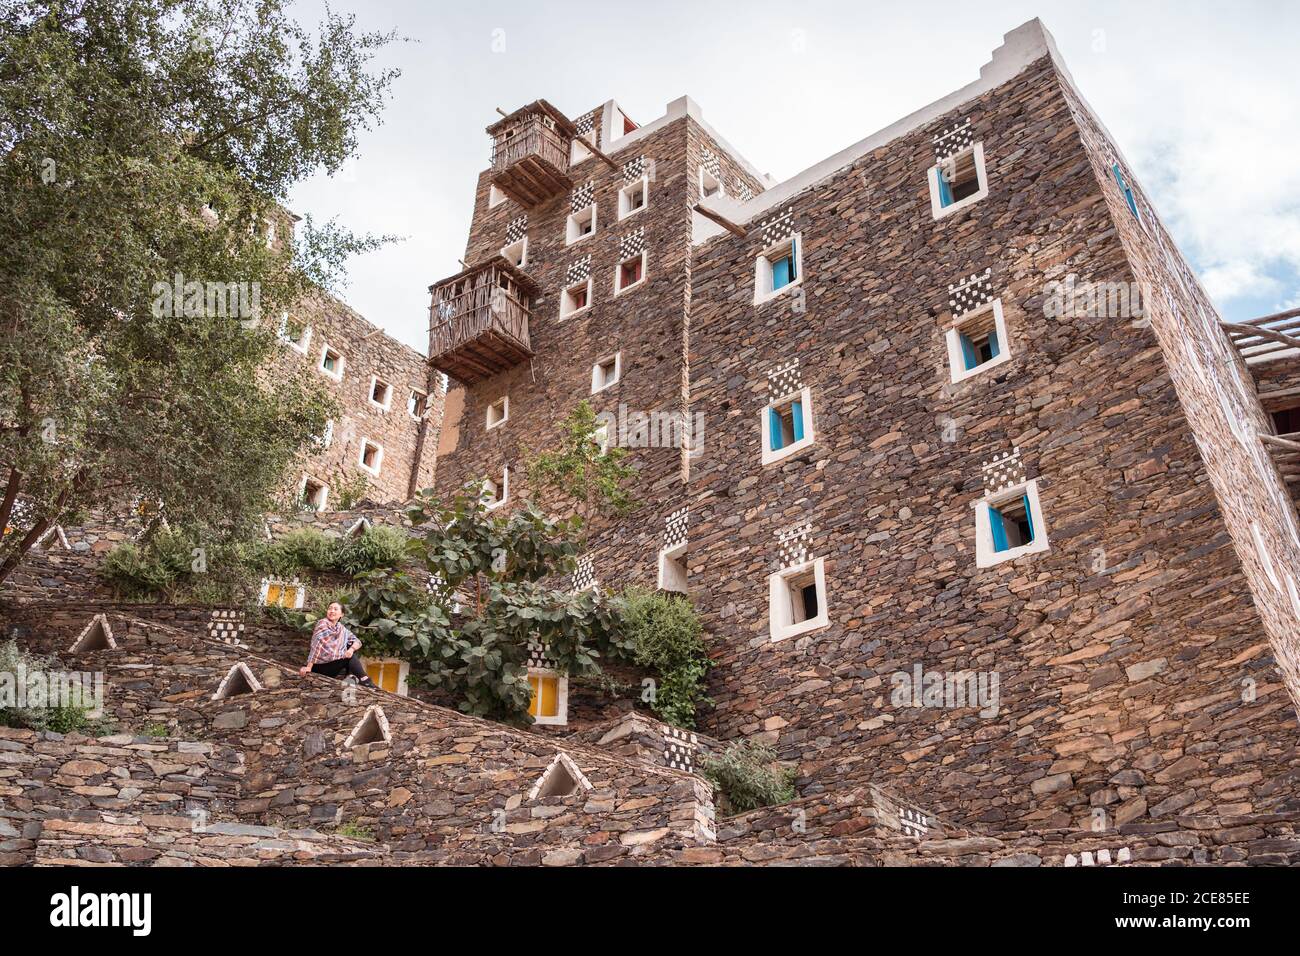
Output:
[430,18,1300,828]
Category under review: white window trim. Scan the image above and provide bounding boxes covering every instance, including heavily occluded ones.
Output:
[317,419,334,450]
[357,438,384,477]
[529,668,570,727]
[484,467,509,510]
[571,135,594,167]
[408,389,428,420]
[488,184,507,209]
[363,657,410,697]
[594,421,611,454]
[299,475,329,511]
[368,376,393,412]
[618,176,649,220]
[769,556,830,642]
[279,312,312,355]
[486,395,509,430]
[973,479,1050,568]
[318,344,344,382]
[591,352,623,394]
[657,541,688,593]
[259,577,307,610]
[929,143,990,220]
[560,278,594,320]
[501,236,528,269]
[753,232,804,305]
[614,251,647,296]
[700,167,725,200]
[761,386,815,466]
[565,204,598,246]
[946,299,1011,384]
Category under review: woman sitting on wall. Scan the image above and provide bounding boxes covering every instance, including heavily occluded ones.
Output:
[298,602,378,689]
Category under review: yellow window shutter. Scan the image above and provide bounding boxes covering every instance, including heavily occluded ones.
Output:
[265,584,282,607]
[527,675,540,717]
[365,661,382,685]
[379,663,400,693]
[282,586,298,608]
[538,676,558,718]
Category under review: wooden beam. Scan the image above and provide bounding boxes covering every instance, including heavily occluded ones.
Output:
[584,140,620,171]
[1259,433,1300,453]
[1237,306,1300,328]
[1224,323,1300,353]
[692,203,747,238]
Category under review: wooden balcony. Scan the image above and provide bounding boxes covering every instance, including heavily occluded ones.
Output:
[487,101,577,208]
[428,258,540,384]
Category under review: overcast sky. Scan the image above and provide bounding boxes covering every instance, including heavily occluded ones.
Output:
[287,0,1300,353]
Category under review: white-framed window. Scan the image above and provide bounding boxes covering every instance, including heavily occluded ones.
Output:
[489,184,507,209]
[591,352,622,393]
[615,251,646,295]
[528,668,569,726]
[754,233,803,305]
[408,389,428,419]
[363,658,410,696]
[929,143,989,219]
[318,344,344,381]
[560,279,593,320]
[658,541,688,594]
[565,204,597,245]
[618,177,649,219]
[501,237,527,269]
[594,420,611,454]
[483,467,509,509]
[973,480,1049,568]
[260,578,307,610]
[700,167,724,200]
[358,438,384,477]
[278,312,312,355]
[1111,162,1144,227]
[486,395,509,430]
[761,387,815,465]
[300,475,329,511]
[368,376,393,411]
[769,557,829,642]
[315,419,334,451]
[946,299,1011,383]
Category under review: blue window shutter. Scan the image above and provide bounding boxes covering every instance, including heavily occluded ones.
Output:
[791,400,804,442]
[1113,163,1140,218]
[937,167,954,207]
[772,255,791,289]
[988,329,1000,358]
[960,333,978,370]
[1023,494,1035,542]
[769,407,783,451]
[789,238,798,281]
[989,505,1009,552]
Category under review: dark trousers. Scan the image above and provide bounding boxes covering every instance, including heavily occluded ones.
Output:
[311,655,376,687]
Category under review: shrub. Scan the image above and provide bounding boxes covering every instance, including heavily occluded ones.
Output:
[614,588,712,728]
[270,527,338,572]
[703,740,797,813]
[335,525,410,575]
[0,641,114,735]
[101,528,196,598]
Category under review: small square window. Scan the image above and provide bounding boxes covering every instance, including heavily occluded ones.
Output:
[301,476,329,511]
[501,237,527,269]
[769,557,829,642]
[700,167,724,200]
[408,389,428,419]
[930,144,989,219]
[754,235,803,304]
[566,204,597,245]
[615,253,646,294]
[318,345,344,381]
[486,395,509,430]
[946,300,1011,383]
[279,313,311,354]
[560,279,593,319]
[262,579,306,610]
[364,658,410,696]
[591,353,622,393]
[489,184,507,209]
[658,542,688,594]
[974,480,1050,568]
[369,377,393,411]
[618,177,648,219]
[761,387,815,465]
[358,439,384,477]
[528,669,568,726]
[483,467,509,510]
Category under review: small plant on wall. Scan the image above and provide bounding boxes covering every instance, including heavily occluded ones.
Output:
[613,587,712,729]
[523,401,637,522]
[703,740,797,814]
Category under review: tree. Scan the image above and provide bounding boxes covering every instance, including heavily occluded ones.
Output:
[340,487,631,724]
[523,401,638,522]
[0,0,401,582]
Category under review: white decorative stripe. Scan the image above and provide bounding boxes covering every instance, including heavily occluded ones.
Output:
[565,255,592,286]
[767,358,803,400]
[618,226,646,260]
[933,119,974,161]
[571,181,595,212]
[948,268,995,317]
[759,208,795,247]
[981,448,1026,496]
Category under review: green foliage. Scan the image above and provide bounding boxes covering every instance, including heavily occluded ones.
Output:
[614,588,712,729]
[328,469,372,512]
[141,723,171,738]
[703,741,798,814]
[0,0,401,584]
[335,525,409,575]
[0,641,115,736]
[336,821,374,841]
[340,487,629,724]
[524,401,638,520]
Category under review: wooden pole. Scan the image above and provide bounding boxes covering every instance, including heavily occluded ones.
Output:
[692,203,747,238]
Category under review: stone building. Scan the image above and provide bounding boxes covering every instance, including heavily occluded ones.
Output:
[429,17,1300,827]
